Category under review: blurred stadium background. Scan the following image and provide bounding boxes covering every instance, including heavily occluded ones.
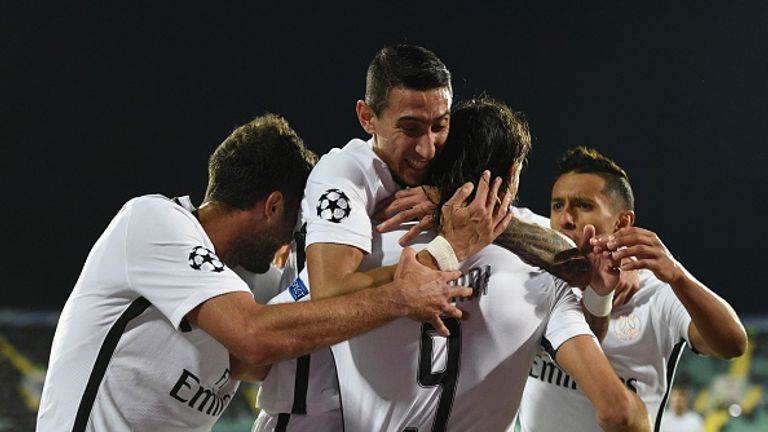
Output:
[1,308,765,431]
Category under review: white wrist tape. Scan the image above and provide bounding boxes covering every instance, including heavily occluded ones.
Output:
[582,286,614,317]
[424,235,460,271]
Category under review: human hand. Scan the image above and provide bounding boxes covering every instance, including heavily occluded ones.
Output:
[590,227,685,285]
[591,227,685,285]
[439,171,514,261]
[582,225,620,296]
[375,186,439,245]
[613,265,640,307]
[393,247,471,337]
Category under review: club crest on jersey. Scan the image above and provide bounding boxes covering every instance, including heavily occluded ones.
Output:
[614,313,642,342]
[316,188,351,223]
[188,246,225,273]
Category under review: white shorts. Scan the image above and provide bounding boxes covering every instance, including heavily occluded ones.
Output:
[252,409,342,432]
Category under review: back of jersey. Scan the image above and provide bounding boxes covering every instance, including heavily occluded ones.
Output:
[332,226,586,431]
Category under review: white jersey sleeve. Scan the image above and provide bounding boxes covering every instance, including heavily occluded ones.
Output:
[653,280,693,349]
[37,195,248,432]
[124,196,251,328]
[543,277,597,353]
[303,139,399,253]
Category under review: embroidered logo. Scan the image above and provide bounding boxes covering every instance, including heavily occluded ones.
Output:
[188,246,225,273]
[614,313,642,342]
[316,189,351,223]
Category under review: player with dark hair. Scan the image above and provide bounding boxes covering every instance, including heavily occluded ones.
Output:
[35,114,473,432]
[253,45,514,431]
[517,146,747,432]
[331,97,650,431]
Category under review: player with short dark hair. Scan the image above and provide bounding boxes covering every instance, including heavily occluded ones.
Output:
[517,146,747,432]
[253,45,513,431]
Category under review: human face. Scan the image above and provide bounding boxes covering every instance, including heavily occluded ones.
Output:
[550,172,621,245]
[367,87,452,186]
[669,389,688,415]
[236,203,296,273]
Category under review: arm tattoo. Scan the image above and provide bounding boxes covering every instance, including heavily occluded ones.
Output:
[493,218,590,286]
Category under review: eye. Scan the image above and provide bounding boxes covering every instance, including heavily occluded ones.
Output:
[551,202,563,211]
[400,124,424,136]
[577,203,593,210]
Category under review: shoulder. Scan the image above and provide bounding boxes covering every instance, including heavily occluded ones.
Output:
[311,139,374,178]
[511,206,551,229]
[123,194,200,239]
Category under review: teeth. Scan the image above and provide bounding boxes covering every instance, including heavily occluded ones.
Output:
[407,159,428,170]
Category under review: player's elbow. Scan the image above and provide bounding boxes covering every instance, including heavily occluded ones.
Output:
[720,329,748,359]
[595,392,645,431]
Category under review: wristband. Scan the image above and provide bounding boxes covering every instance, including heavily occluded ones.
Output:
[582,286,614,317]
[424,235,460,271]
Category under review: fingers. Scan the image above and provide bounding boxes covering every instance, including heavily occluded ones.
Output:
[398,215,434,245]
[377,206,421,232]
[491,187,514,237]
[444,181,474,208]
[388,188,431,215]
[443,270,465,283]
[473,170,492,206]
[580,225,596,253]
[431,316,451,337]
[394,246,417,279]
[493,210,514,238]
[485,175,502,208]
[590,227,660,251]
[609,245,658,262]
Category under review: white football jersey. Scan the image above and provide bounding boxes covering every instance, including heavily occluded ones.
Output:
[518,271,693,432]
[332,227,593,432]
[257,138,399,423]
[37,195,251,432]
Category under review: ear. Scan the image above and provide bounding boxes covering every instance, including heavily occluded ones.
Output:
[356,99,377,135]
[615,209,635,229]
[262,191,285,223]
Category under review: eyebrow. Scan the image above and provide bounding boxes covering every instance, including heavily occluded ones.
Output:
[396,111,451,123]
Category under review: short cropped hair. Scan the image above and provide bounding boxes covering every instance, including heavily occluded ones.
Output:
[365,45,452,116]
[428,97,531,220]
[204,114,317,210]
[557,146,635,211]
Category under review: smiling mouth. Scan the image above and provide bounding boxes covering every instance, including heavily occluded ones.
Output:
[406,158,429,171]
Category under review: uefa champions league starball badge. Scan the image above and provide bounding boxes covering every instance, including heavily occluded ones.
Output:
[188,246,225,273]
[316,188,351,223]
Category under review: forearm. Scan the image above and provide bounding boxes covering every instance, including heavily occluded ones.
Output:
[312,265,397,299]
[582,303,610,341]
[205,284,410,367]
[494,219,589,286]
[671,269,747,358]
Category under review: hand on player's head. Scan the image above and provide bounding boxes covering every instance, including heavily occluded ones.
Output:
[438,171,514,261]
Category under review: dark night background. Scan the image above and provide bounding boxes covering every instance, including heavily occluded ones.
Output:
[2,2,766,315]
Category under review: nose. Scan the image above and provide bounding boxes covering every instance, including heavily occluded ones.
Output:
[414,131,438,161]
[558,208,576,231]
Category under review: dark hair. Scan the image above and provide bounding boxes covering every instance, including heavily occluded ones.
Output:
[365,44,452,116]
[428,97,531,221]
[204,113,317,210]
[557,146,635,211]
